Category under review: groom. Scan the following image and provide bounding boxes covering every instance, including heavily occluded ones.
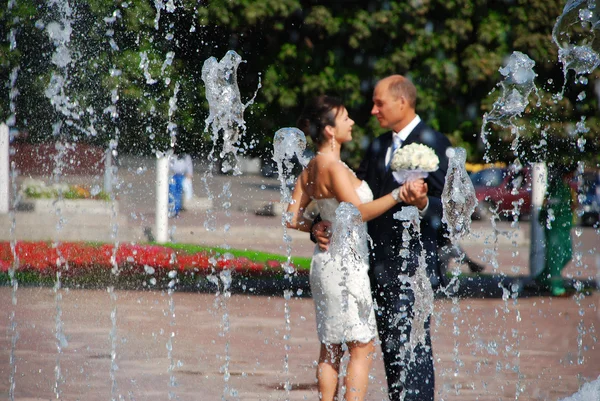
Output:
[312,75,451,400]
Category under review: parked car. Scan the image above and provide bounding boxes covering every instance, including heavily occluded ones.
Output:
[471,167,532,220]
[469,167,507,188]
[471,166,598,225]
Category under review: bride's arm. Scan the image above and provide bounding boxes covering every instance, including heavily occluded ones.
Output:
[328,163,399,222]
[286,171,313,232]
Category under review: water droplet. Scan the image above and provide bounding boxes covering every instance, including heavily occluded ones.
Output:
[579,8,593,21]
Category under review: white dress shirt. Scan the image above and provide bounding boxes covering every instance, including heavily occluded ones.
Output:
[384,115,429,214]
[384,115,421,166]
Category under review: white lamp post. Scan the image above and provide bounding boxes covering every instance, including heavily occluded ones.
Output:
[529,162,547,278]
[0,123,9,214]
[155,154,170,244]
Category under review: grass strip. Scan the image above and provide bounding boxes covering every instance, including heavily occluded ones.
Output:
[161,243,312,271]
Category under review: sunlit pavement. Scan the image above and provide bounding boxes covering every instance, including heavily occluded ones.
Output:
[0,288,597,401]
[1,157,599,399]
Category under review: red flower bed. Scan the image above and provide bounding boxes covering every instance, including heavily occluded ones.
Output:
[0,241,301,285]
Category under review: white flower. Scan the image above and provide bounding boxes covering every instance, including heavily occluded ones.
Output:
[391,143,439,172]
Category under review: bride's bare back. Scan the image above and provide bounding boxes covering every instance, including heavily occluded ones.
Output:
[287,153,400,231]
[300,154,363,200]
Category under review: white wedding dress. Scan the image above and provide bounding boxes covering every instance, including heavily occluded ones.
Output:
[310,180,378,344]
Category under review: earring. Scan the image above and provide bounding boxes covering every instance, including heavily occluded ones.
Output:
[331,137,336,151]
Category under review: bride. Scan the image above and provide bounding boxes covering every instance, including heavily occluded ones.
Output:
[286,96,418,401]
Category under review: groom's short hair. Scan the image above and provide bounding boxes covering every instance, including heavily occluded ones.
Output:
[386,75,417,109]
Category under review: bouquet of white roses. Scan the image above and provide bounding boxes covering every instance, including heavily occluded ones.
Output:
[390,143,439,184]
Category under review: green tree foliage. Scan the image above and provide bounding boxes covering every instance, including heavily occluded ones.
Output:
[1,0,598,168]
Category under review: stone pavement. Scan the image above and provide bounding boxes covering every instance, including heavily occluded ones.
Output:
[0,288,598,401]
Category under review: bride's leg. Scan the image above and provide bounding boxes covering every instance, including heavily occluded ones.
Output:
[344,340,375,401]
[317,343,342,401]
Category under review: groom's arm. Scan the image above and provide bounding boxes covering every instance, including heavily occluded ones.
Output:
[310,218,332,251]
[422,162,445,219]
[421,131,451,224]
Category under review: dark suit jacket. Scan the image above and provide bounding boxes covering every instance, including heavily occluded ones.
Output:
[356,121,451,288]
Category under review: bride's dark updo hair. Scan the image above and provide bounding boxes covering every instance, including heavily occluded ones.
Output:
[296,95,344,147]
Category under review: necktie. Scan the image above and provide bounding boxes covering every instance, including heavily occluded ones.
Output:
[387,135,402,171]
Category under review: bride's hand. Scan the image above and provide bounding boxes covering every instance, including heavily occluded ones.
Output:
[399,179,428,209]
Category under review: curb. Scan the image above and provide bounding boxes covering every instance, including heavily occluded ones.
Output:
[4,275,595,300]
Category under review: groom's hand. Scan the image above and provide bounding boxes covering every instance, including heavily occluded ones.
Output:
[399,179,428,210]
[312,220,332,251]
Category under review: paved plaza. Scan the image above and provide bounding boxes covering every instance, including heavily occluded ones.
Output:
[0,288,598,401]
[0,156,599,400]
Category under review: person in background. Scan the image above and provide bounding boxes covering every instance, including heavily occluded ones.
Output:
[536,163,576,297]
[169,151,193,217]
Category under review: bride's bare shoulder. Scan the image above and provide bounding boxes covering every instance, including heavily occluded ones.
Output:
[302,155,335,187]
[311,154,339,170]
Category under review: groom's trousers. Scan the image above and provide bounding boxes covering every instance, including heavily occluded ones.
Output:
[371,261,435,401]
